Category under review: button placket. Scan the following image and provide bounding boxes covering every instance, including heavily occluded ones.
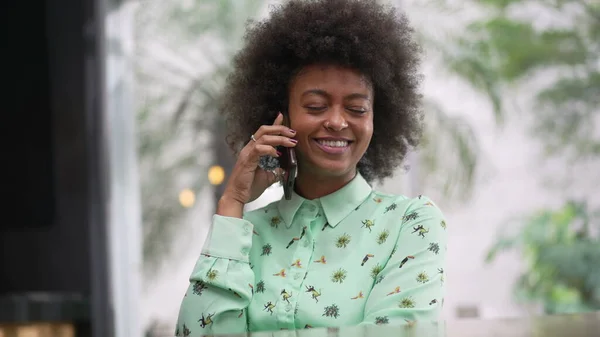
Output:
[285,217,313,327]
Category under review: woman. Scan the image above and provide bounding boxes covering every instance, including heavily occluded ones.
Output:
[176,0,447,335]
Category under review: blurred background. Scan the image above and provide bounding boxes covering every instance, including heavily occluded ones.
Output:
[2,0,599,336]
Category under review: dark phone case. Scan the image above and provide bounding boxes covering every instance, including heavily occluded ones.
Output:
[280,147,297,200]
[280,113,297,200]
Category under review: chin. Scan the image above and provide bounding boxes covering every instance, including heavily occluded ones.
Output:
[308,160,355,178]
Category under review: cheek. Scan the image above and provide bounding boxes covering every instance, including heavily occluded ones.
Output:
[288,114,319,141]
[289,121,310,141]
[367,121,374,137]
[288,121,314,151]
[360,121,374,145]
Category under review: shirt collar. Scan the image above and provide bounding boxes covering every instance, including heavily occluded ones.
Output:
[277,172,372,228]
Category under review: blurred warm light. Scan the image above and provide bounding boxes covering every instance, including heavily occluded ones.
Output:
[178,189,195,208]
[208,165,225,185]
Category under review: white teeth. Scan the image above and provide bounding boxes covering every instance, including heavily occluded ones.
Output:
[318,140,349,147]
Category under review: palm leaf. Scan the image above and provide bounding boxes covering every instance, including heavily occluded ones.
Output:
[135,0,267,274]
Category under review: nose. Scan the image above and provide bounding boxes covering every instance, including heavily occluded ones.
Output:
[323,109,348,131]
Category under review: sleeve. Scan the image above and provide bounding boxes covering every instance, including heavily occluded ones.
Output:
[175,214,255,336]
[360,196,448,327]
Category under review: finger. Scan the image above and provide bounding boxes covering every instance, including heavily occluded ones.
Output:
[257,135,298,147]
[265,168,285,186]
[251,144,280,159]
[273,112,284,126]
[264,169,278,186]
[253,124,295,139]
[274,168,285,181]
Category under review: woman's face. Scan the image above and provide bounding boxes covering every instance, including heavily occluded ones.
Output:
[287,64,374,180]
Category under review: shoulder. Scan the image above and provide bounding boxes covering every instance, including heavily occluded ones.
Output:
[368,191,445,226]
[370,190,408,205]
[368,190,443,213]
[399,195,447,237]
[404,195,445,218]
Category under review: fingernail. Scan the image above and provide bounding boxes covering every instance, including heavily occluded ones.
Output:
[276,150,282,156]
[289,129,296,134]
[289,139,297,143]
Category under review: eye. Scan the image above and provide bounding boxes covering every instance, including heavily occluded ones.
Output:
[347,107,368,114]
[305,106,326,112]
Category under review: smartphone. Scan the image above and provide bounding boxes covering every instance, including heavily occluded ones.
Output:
[279,113,297,200]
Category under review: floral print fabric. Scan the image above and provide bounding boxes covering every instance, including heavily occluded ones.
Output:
[176,173,447,336]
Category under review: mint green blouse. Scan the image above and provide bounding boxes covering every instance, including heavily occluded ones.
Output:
[176,173,447,336]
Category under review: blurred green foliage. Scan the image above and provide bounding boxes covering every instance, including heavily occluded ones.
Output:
[439,0,600,157]
[419,100,478,200]
[436,0,600,312]
[487,201,600,313]
[135,0,267,275]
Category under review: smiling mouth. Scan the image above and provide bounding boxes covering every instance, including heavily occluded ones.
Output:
[316,139,351,147]
[313,138,353,154]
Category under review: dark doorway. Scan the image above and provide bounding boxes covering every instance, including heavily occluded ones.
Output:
[1,0,113,336]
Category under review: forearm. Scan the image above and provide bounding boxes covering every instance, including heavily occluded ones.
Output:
[176,256,253,336]
[175,215,256,336]
[217,195,245,219]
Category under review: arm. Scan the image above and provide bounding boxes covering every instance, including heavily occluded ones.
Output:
[360,196,447,326]
[175,114,294,336]
[175,214,254,336]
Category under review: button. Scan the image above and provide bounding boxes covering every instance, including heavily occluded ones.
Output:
[243,224,251,234]
[285,303,293,312]
[241,247,249,256]
[294,272,302,280]
[308,205,316,212]
[303,240,310,248]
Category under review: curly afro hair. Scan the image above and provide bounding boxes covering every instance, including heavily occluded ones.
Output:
[221,0,424,183]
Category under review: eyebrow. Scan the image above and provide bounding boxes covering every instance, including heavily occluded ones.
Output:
[301,89,371,101]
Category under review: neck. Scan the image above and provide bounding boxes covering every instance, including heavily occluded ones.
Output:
[294,169,357,200]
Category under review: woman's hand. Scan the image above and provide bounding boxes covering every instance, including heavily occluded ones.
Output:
[218,113,297,217]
